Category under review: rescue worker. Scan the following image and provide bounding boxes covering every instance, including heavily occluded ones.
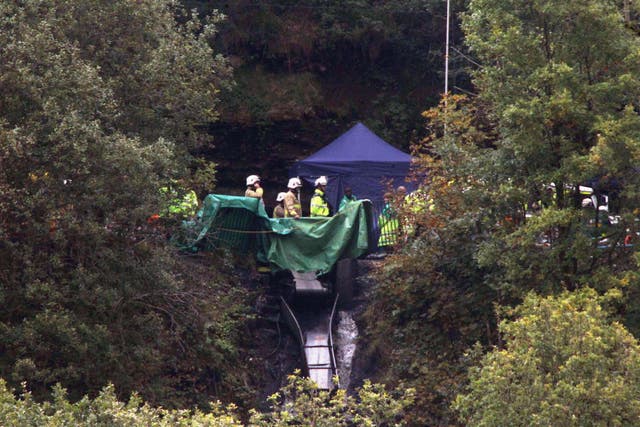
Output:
[378,192,399,247]
[273,192,286,218]
[284,177,302,218]
[159,181,199,219]
[338,186,357,211]
[245,174,263,199]
[403,188,429,238]
[310,176,331,217]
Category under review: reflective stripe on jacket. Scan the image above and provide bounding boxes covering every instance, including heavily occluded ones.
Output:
[378,203,399,246]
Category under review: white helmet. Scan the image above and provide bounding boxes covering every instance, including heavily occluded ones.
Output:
[582,198,593,208]
[246,174,260,186]
[276,192,286,202]
[287,177,302,189]
[314,176,328,187]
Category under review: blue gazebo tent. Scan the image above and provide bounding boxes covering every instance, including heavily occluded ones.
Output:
[290,122,415,214]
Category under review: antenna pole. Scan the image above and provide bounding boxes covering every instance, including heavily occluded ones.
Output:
[443,0,451,135]
[444,0,451,98]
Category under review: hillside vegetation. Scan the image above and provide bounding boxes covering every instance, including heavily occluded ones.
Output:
[0,0,247,408]
[362,0,640,424]
[3,0,640,426]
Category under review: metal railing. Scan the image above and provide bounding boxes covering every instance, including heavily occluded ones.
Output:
[279,297,309,377]
[280,295,340,389]
[328,292,340,389]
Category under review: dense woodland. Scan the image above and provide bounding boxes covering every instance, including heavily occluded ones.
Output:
[2,0,640,425]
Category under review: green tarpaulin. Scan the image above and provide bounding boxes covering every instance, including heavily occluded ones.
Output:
[183,194,373,274]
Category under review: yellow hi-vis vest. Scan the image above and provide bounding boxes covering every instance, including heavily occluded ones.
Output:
[310,189,330,217]
[160,187,198,218]
[378,203,399,247]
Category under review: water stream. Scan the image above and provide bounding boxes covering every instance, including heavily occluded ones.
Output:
[335,310,358,390]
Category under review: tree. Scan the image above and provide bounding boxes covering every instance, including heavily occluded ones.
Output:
[360,95,501,426]
[455,289,640,426]
[460,0,640,293]
[0,0,242,407]
[361,1,640,423]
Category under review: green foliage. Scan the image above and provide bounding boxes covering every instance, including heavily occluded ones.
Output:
[62,0,232,149]
[358,95,501,426]
[0,0,247,408]
[457,0,640,293]
[0,374,414,426]
[249,373,415,426]
[462,0,640,200]
[189,158,219,198]
[455,289,640,426]
[0,380,243,426]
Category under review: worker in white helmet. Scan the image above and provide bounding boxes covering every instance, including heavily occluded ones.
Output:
[273,192,286,218]
[284,177,302,218]
[245,174,263,200]
[310,176,330,217]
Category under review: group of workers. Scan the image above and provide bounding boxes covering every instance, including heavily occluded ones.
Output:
[157,172,422,251]
[245,174,432,250]
[244,174,358,219]
[245,173,432,251]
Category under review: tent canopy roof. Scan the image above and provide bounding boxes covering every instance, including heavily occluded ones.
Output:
[301,122,411,164]
[290,122,415,214]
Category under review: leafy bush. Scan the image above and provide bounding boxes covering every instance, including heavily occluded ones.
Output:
[250,373,415,426]
[0,375,414,426]
[455,289,640,426]
[0,380,243,426]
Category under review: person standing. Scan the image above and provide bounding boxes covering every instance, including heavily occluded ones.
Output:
[378,192,399,247]
[284,177,302,218]
[338,186,357,211]
[310,176,330,217]
[245,174,263,199]
[273,192,286,218]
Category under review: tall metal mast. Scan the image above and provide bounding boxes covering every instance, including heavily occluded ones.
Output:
[443,0,451,134]
[444,0,451,98]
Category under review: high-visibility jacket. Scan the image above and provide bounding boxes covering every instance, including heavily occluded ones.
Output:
[378,203,399,247]
[283,190,302,218]
[403,190,429,236]
[310,189,330,217]
[160,187,199,218]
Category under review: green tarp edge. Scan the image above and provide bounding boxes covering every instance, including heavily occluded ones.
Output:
[183,194,373,274]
